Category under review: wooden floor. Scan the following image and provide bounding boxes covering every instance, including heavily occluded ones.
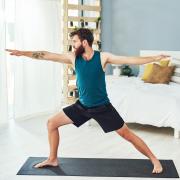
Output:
[0,113,180,180]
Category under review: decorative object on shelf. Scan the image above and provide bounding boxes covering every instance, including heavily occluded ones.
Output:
[75,88,79,98]
[121,65,133,76]
[72,68,76,75]
[68,67,74,75]
[97,41,101,51]
[80,19,84,28]
[68,45,72,52]
[112,64,122,76]
[85,22,88,27]
[96,16,101,29]
[74,26,78,31]
[69,91,74,97]
[70,21,73,27]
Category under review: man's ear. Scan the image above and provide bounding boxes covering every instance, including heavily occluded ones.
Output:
[82,40,88,47]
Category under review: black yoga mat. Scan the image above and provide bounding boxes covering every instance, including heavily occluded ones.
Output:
[17,157,179,178]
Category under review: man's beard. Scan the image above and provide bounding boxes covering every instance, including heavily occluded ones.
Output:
[74,45,85,57]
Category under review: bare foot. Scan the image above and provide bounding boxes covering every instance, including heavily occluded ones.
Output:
[34,158,59,168]
[151,158,163,174]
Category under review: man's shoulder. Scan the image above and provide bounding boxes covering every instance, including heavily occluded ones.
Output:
[100,51,111,61]
[66,52,76,67]
[100,51,111,57]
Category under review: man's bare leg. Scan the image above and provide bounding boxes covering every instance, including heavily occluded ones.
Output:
[116,123,163,174]
[34,111,73,168]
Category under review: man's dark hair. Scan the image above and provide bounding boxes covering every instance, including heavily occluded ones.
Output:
[70,28,94,47]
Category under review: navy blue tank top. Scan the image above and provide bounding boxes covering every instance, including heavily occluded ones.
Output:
[75,50,110,107]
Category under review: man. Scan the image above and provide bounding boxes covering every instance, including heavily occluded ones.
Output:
[6,28,169,174]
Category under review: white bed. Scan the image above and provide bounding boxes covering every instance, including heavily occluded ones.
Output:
[106,50,180,138]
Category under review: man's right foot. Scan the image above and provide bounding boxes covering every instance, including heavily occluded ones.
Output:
[34,158,59,168]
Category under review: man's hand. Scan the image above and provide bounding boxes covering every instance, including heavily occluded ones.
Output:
[153,54,171,62]
[5,49,25,56]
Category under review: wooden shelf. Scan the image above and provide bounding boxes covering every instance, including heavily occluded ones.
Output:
[66,16,98,23]
[64,39,99,46]
[68,4,101,11]
[67,28,101,34]
[66,97,78,105]
[63,0,101,105]
[68,85,76,91]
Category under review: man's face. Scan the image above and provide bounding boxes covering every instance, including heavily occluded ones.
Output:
[72,35,85,56]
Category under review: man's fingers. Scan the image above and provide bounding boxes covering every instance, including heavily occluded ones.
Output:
[161,54,170,58]
[5,49,15,54]
[5,49,21,56]
[5,49,12,52]
[159,54,171,60]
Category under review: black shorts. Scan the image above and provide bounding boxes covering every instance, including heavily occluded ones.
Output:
[62,100,125,133]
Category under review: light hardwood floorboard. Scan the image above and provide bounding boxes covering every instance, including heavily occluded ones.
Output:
[0,114,180,180]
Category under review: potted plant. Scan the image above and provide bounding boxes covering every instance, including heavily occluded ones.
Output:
[121,65,132,76]
[74,26,78,31]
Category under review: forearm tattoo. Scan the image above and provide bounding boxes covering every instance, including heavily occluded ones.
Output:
[32,52,45,59]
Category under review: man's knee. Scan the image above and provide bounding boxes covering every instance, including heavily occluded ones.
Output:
[46,111,73,131]
[116,124,132,141]
[47,119,58,131]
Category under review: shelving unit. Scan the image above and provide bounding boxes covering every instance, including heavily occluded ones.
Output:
[62,0,101,105]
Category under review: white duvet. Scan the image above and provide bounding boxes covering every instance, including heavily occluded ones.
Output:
[105,75,180,131]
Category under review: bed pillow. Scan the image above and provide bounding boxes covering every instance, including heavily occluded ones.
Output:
[141,60,170,80]
[159,59,170,67]
[144,63,175,84]
[141,63,154,81]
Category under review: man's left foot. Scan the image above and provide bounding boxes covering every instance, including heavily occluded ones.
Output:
[34,158,59,168]
[151,158,163,174]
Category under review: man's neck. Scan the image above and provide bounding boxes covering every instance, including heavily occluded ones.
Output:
[82,48,94,61]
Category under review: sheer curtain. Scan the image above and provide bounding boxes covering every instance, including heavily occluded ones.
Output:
[0,0,9,126]
[11,0,63,120]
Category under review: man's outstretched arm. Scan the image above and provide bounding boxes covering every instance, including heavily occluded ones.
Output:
[103,52,170,65]
[5,49,74,64]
